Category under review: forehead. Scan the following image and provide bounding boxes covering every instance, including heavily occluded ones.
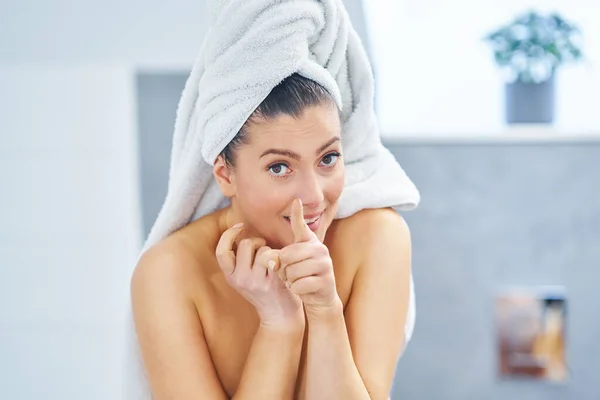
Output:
[245,104,341,148]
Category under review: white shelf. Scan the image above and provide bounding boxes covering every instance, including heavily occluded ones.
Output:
[381,125,600,144]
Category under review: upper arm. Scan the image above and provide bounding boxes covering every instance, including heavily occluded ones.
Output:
[343,209,412,398]
[130,245,228,400]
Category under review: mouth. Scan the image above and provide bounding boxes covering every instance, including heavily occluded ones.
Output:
[283,211,325,232]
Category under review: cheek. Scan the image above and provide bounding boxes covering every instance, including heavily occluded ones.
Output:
[324,168,345,202]
[235,176,291,247]
[236,176,288,216]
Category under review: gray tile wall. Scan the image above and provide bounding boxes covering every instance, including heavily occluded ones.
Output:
[388,142,600,400]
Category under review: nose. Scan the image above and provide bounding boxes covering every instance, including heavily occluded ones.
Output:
[298,170,325,210]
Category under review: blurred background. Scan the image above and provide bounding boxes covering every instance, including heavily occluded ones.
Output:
[1,0,598,399]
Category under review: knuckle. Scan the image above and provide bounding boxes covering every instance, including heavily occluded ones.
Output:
[215,248,227,259]
[234,276,250,290]
[253,237,267,247]
[278,270,287,281]
[324,274,335,286]
[316,243,329,256]
[215,255,228,268]
[279,249,291,264]
[255,246,270,258]
[227,274,240,287]
[252,280,265,292]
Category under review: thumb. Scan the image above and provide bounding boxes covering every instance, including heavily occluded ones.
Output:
[291,198,316,243]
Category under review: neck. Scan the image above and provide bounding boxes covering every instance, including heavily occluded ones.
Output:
[216,204,259,246]
[217,206,240,231]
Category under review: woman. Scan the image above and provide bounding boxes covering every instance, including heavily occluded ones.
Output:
[131,73,413,399]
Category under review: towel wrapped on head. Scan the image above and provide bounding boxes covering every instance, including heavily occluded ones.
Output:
[125,0,420,398]
[143,0,419,252]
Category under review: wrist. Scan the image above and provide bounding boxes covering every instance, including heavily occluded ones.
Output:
[304,297,344,323]
[259,314,305,334]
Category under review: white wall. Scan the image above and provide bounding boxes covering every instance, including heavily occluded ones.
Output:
[364,0,600,135]
[0,0,210,66]
[0,64,142,399]
[0,1,211,398]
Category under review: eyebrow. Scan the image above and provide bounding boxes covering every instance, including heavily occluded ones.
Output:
[259,137,341,160]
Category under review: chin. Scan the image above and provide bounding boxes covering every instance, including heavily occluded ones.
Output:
[316,218,333,242]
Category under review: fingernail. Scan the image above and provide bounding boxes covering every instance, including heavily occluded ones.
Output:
[233,222,244,228]
[285,281,291,289]
[267,260,276,270]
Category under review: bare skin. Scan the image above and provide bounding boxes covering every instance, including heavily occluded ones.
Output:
[131,104,413,400]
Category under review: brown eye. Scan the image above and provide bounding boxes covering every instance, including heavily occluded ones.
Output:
[268,163,290,176]
[320,152,340,167]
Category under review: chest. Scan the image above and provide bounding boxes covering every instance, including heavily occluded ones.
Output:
[198,253,356,398]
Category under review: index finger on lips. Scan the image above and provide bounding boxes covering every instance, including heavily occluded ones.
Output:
[215,223,244,275]
[291,198,315,243]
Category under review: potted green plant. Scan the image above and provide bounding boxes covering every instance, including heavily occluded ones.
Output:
[484,10,583,124]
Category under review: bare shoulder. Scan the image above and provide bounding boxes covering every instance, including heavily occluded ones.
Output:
[339,207,409,231]
[129,221,229,399]
[130,216,219,307]
[130,237,200,306]
[328,207,411,263]
[338,209,413,398]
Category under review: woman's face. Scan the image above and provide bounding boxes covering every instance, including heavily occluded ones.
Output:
[223,103,344,248]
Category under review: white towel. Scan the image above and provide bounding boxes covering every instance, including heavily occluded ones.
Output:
[123,0,420,398]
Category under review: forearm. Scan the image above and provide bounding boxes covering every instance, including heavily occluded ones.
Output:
[304,301,371,400]
[233,322,304,400]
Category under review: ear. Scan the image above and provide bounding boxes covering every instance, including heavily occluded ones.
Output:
[213,155,237,198]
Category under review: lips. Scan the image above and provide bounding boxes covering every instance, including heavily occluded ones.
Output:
[304,215,320,224]
[283,211,323,233]
[283,210,324,224]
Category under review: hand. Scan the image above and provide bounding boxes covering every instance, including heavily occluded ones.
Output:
[278,199,342,316]
[215,223,304,329]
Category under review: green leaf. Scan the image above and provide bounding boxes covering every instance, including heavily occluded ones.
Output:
[483,10,584,75]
